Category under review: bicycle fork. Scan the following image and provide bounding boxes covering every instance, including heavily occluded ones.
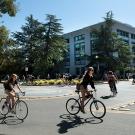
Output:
[93,100,99,110]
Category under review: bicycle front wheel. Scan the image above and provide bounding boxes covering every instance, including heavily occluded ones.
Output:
[0,98,9,115]
[15,100,28,120]
[66,98,80,115]
[90,100,106,119]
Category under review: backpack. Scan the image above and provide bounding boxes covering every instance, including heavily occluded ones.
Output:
[3,81,12,90]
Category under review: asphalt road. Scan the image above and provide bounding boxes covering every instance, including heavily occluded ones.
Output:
[0,80,135,135]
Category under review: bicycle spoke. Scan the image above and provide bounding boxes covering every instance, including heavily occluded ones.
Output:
[15,100,28,120]
[90,100,106,119]
[66,98,80,115]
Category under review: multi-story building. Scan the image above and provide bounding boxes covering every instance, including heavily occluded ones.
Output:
[63,20,135,75]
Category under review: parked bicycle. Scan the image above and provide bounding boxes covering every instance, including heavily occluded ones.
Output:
[66,89,106,119]
[0,92,28,120]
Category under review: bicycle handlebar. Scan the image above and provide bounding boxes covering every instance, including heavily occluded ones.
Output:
[15,92,25,97]
[75,89,97,94]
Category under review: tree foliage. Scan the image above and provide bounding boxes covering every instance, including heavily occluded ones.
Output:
[0,0,17,17]
[91,11,131,71]
[12,14,66,76]
[0,0,18,77]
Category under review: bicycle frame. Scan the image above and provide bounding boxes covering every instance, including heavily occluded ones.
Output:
[4,92,24,111]
[76,91,96,108]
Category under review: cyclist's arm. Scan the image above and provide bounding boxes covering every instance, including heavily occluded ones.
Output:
[113,75,117,82]
[16,84,23,93]
[89,80,95,90]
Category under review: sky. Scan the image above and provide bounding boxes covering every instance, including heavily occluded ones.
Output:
[1,0,135,34]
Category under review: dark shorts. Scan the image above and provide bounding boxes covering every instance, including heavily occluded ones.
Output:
[80,84,87,90]
[4,89,12,93]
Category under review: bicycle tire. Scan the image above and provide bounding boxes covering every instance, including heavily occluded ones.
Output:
[0,98,9,115]
[66,98,80,115]
[90,100,106,119]
[15,100,28,120]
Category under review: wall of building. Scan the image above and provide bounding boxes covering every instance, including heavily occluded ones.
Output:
[63,20,135,75]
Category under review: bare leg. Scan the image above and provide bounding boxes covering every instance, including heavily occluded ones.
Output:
[9,92,15,109]
[80,85,87,113]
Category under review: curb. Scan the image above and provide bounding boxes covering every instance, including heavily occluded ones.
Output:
[0,93,76,101]
[108,100,135,112]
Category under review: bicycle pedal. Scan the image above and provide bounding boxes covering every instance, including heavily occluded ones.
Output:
[80,109,86,114]
[11,110,16,114]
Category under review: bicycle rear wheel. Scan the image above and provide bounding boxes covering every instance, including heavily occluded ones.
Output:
[66,98,80,115]
[0,98,9,115]
[90,100,106,119]
[15,100,28,120]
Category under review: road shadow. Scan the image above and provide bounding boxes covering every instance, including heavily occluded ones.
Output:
[100,95,114,99]
[0,115,23,125]
[57,114,103,134]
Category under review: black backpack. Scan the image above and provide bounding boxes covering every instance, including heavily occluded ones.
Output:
[3,81,12,90]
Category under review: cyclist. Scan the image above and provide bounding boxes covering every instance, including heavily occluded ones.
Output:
[3,74,23,110]
[107,71,118,96]
[79,67,96,113]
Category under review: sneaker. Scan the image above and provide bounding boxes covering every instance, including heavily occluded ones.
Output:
[80,108,85,114]
[11,109,16,114]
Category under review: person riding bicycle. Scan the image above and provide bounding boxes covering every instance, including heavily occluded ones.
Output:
[3,74,23,110]
[107,71,118,96]
[79,67,96,113]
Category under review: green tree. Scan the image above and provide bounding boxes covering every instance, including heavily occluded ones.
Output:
[0,0,17,17]
[0,0,17,76]
[91,11,131,71]
[12,14,66,76]
[12,15,45,74]
[34,14,66,75]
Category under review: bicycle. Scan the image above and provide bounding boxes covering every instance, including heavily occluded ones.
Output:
[66,89,106,119]
[0,92,28,120]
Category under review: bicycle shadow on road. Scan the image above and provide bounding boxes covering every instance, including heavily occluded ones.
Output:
[57,114,103,134]
[0,115,23,125]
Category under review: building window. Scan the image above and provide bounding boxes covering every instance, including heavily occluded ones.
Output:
[90,32,98,38]
[64,57,70,66]
[65,45,70,57]
[133,58,135,64]
[66,39,70,43]
[65,68,69,73]
[75,56,86,65]
[117,29,129,38]
[131,34,135,39]
[123,39,129,44]
[74,34,85,42]
[74,42,85,65]
[132,46,135,54]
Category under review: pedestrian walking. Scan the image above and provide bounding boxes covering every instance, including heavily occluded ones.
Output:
[107,71,118,96]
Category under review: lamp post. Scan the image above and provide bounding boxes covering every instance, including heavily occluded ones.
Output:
[25,57,29,77]
[95,55,100,73]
